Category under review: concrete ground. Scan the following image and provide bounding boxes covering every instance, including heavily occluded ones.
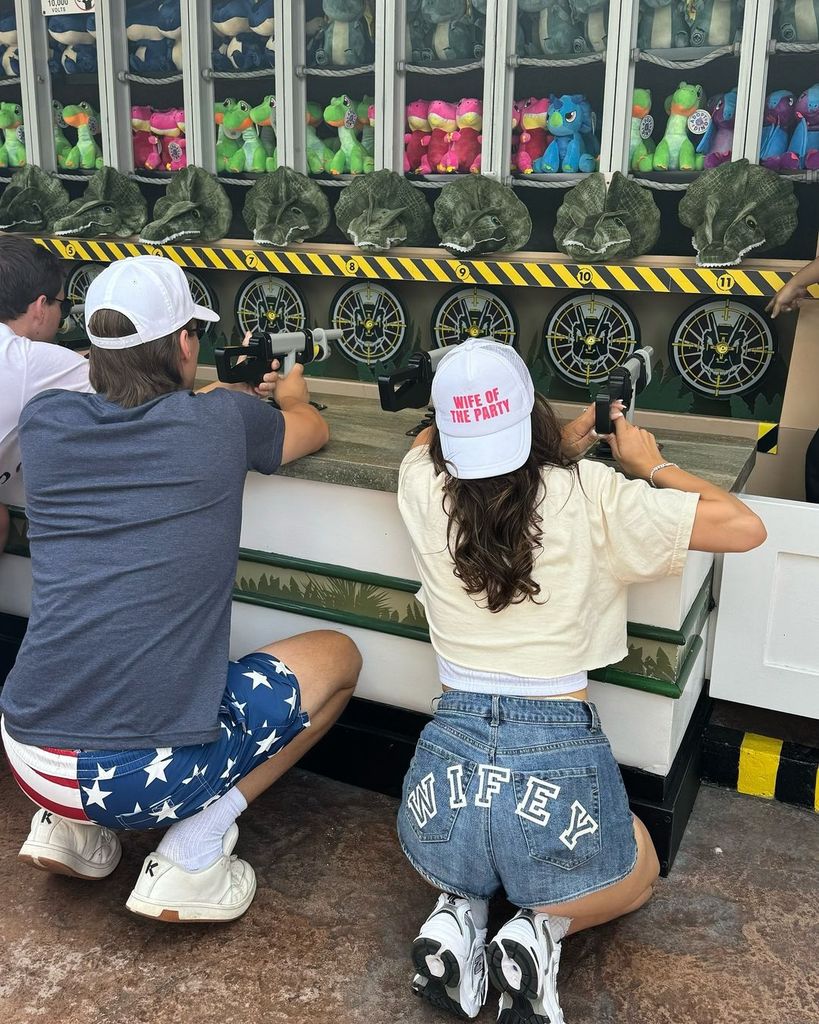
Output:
[0,763,816,1024]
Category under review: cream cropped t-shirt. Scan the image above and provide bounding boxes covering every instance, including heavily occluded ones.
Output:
[397,446,699,679]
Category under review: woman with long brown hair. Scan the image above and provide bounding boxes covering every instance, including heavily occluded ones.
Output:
[396,338,765,1023]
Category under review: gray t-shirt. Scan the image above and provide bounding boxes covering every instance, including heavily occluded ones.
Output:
[0,387,284,750]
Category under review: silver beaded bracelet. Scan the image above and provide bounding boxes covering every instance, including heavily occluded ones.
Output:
[649,462,679,487]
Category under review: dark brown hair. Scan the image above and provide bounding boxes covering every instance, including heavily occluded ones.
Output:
[87,309,195,408]
[0,236,63,321]
[429,393,576,613]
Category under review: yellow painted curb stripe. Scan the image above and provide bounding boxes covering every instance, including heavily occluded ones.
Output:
[738,733,783,799]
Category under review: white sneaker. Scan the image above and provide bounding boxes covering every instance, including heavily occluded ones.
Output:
[411,893,488,1019]
[18,808,122,880]
[488,910,565,1024]
[125,823,256,923]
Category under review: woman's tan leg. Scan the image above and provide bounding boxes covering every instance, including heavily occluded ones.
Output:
[532,815,660,935]
[236,630,361,804]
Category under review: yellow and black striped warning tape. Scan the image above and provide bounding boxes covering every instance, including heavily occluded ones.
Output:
[32,236,819,298]
[757,422,779,455]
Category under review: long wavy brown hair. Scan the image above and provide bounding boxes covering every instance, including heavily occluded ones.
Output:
[429,393,576,613]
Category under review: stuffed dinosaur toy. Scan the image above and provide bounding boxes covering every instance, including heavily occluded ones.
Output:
[53,166,148,238]
[0,11,16,48]
[554,172,660,260]
[0,165,69,233]
[62,102,104,171]
[335,170,434,249]
[312,0,375,67]
[678,159,797,266]
[132,105,162,171]
[441,98,482,173]
[759,90,797,171]
[306,101,335,174]
[243,167,331,245]
[696,88,736,168]
[535,94,598,172]
[568,0,609,52]
[127,1,177,74]
[775,0,819,40]
[48,14,95,48]
[250,95,278,172]
[150,108,187,171]
[515,97,550,172]
[434,175,532,254]
[52,100,73,169]
[140,166,232,244]
[323,94,370,174]
[0,102,25,168]
[421,0,482,61]
[222,99,267,173]
[684,0,743,46]
[630,88,655,171]
[157,0,183,70]
[404,99,431,172]
[0,12,17,77]
[519,0,579,55]
[357,96,376,172]
[637,0,691,48]
[781,85,819,170]
[419,100,457,174]
[652,81,702,171]
[130,38,176,74]
[406,0,434,61]
[61,43,98,75]
[510,100,522,169]
[0,44,18,77]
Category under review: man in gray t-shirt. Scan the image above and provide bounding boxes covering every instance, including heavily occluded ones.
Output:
[0,256,361,924]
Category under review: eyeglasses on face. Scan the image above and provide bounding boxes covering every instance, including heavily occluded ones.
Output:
[47,296,74,320]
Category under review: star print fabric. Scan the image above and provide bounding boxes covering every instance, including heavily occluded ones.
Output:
[2,652,309,830]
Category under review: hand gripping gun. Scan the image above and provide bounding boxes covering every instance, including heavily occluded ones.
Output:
[214,328,341,385]
[593,346,654,458]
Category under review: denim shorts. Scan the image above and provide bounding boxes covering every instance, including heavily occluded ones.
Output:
[397,692,638,908]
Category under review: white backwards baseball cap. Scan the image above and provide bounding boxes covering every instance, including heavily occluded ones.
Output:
[84,255,220,349]
[432,338,535,480]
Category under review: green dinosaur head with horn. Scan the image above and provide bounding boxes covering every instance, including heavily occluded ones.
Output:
[140,166,232,245]
[434,176,532,255]
[335,170,434,251]
[0,165,69,232]
[243,167,330,246]
[52,166,148,238]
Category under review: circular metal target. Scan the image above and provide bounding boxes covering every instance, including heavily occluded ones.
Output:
[61,262,103,336]
[542,291,640,387]
[184,271,220,340]
[431,287,517,349]
[234,274,308,339]
[329,281,408,365]
[668,298,776,399]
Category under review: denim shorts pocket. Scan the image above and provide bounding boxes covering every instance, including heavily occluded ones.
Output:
[513,766,601,870]
[400,738,475,844]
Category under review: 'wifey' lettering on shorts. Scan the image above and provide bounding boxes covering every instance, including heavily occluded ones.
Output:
[406,765,598,848]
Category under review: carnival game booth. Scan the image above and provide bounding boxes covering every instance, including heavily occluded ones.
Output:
[1,0,818,870]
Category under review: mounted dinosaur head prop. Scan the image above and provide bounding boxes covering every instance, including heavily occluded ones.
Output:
[52,166,148,237]
[554,172,660,261]
[0,165,69,232]
[678,159,798,267]
[434,176,532,255]
[335,170,434,250]
[243,167,330,245]
[140,166,232,244]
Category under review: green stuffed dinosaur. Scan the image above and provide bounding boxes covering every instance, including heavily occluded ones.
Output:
[53,166,148,238]
[357,95,375,172]
[250,94,278,172]
[62,102,104,171]
[678,159,797,267]
[52,100,73,169]
[0,165,69,232]
[554,172,660,261]
[652,82,703,172]
[0,102,26,168]
[243,167,331,245]
[223,100,268,174]
[323,95,369,174]
[140,166,232,244]
[434,175,532,255]
[306,101,335,174]
[335,169,434,249]
[215,97,241,171]
[630,88,655,172]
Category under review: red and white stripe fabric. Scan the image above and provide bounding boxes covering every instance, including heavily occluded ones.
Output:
[1,717,91,821]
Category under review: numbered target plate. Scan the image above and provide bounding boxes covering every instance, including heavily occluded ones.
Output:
[61,262,103,336]
[184,271,220,340]
[542,292,640,386]
[329,282,408,365]
[235,274,308,339]
[669,298,776,398]
[431,287,517,348]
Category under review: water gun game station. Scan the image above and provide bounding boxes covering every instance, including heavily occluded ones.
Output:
[1,0,819,875]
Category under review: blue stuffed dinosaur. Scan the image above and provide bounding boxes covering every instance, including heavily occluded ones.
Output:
[534,94,599,172]
[158,0,183,70]
[212,1,265,71]
[128,1,176,74]
[62,43,97,75]
[48,14,95,47]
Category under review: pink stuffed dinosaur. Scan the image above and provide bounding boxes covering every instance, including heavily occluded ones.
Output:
[420,100,456,174]
[131,105,161,171]
[510,100,523,171]
[441,98,482,173]
[516,97,551,173]
[404,99,430,173]
[150,107,187,171]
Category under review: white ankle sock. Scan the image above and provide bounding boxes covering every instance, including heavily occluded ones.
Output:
[156,786,247,871]
[468,897,489,930]
[543,913,571,941]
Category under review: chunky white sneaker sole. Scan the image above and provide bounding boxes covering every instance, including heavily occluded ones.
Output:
[125,868,257,924]
[18,839,122,880]
[488,916,563,1024]
[410,898,488,1019]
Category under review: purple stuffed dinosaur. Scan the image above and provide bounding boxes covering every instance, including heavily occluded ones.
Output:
[780,85,819,171]
[759,90,797,171]
[696,88,736,169]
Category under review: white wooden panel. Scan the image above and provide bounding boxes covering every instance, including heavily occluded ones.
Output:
[711,495,819,717]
